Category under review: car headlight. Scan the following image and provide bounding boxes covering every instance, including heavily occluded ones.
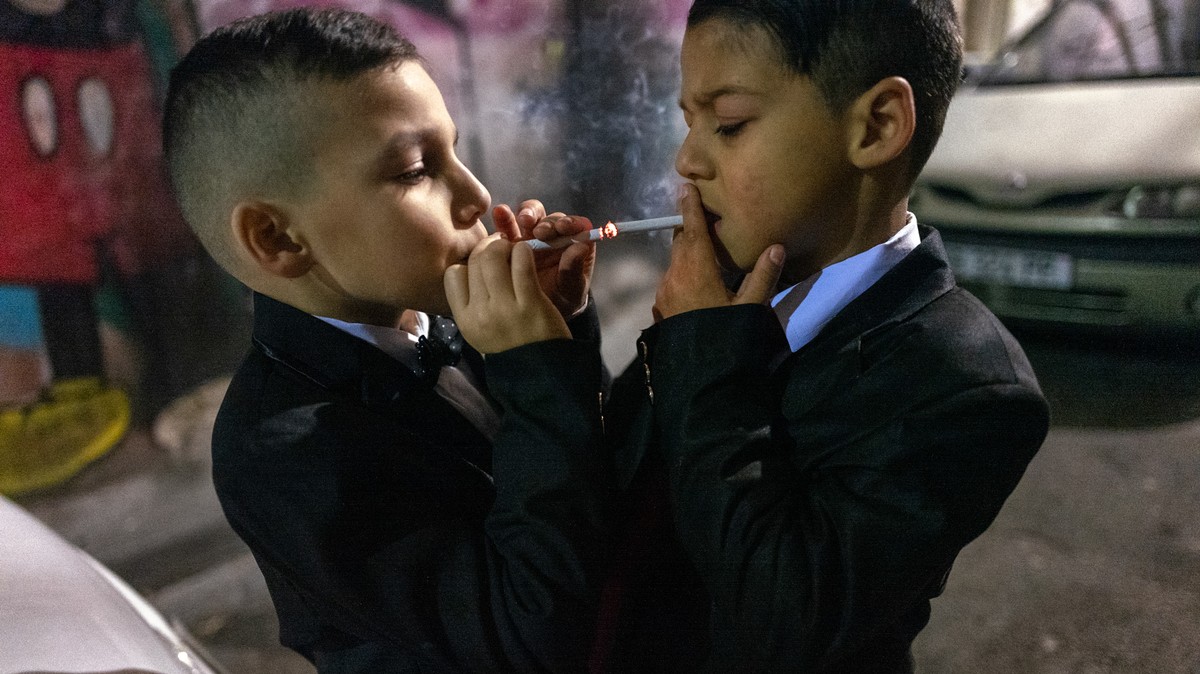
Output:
[1120,185,1200,219]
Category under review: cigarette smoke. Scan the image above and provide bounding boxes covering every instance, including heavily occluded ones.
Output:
[491,2,685,225]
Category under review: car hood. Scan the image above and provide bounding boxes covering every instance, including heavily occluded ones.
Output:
[0,496,212,673]
[921,78,1200,205]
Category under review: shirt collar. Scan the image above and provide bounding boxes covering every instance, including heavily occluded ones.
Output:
[771,213,921,353]
[314,312,429,374]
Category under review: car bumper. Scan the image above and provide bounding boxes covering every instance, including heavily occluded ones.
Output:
[922,218,1200,332]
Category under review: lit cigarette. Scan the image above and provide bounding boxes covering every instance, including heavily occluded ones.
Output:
[525,215,684,250]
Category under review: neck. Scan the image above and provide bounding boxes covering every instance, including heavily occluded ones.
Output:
[251,279,405,328]
[780,192,910,287]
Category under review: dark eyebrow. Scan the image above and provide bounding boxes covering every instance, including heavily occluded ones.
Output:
[375,125,458,168]
[678,86,763,111]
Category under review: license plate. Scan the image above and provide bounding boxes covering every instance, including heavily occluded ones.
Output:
[944,242,1074,290]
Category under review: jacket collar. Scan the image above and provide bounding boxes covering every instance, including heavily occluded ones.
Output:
[777,226,958,417]
[250,293,429,408]
[615,226,957,487]
[250,293,494,466]
[796,225,956,354]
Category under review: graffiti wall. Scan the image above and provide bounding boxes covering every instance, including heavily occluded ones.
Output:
[0,0,689,495]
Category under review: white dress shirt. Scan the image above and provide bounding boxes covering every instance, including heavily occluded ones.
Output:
[771,214,921,353]
[315,313,502,440]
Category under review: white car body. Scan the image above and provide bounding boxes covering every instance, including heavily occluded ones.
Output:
[0,495,218,674]
[913,0,1200,331]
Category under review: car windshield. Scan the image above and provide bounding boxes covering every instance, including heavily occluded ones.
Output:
[979,0,1200,84]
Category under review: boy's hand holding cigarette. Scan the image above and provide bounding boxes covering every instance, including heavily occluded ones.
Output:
[444,233,571,354]
[501,200,596,319]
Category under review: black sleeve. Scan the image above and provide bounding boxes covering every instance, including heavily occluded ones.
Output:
[566,294,611,390]
[215,338,608,672]
[648,304,1048,670]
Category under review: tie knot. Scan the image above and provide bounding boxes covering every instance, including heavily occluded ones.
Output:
[416,315,463,382]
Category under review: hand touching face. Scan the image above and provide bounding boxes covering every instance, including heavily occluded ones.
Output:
[676,19,856,282]
[653,184,784,321]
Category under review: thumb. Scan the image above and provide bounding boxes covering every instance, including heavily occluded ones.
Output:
[734,244,785,305]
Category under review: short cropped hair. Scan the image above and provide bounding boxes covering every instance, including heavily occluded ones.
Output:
[163,8,421,269]
[688,0,962,177]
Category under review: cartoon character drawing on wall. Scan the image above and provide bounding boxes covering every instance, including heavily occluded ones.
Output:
[0,0,198,495]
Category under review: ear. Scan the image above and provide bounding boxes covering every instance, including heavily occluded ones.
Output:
[230,201,313,279]
[845,76,916,171]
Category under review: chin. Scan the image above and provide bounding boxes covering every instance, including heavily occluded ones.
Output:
[708,234,740,273]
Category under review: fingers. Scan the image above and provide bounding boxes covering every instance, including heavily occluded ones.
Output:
[511,242,542,303]
[679,184,710,240]
[532,214,591,242]
[454,239,570,353]
[516,199,547,235]
[465,254,489,306]
[553,238,595,314]
[671,184,716,263]
[557,215,592,235]
[496,200,550,240]
[665,183,719,285]
[492,205,520,240]
[735,244,786,305]
[558,238,594,277]
[471,235,515,304]
[443,263,469,316]
[656,183,741,318]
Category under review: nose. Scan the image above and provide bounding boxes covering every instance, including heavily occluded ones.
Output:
[450,157,490,226]
[675,127,712,181]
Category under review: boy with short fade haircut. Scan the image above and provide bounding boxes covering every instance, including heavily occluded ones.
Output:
[601,0,1050,671]
[164,8,608,672]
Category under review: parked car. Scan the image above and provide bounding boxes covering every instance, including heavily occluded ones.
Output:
[911,0,1200,332]
[0,494,221,674]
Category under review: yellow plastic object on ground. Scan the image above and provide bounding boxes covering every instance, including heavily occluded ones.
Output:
[0,377,130,496]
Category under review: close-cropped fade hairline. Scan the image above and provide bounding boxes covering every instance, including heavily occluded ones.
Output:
[162,8,422,271]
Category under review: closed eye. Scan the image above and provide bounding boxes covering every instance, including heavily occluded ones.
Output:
[715,121,747,137]
[393,165,430,183]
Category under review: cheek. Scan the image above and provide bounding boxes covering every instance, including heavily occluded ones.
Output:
[724,171,761,205]
[723,159,789,232]
[722,142,797,211]
[722,172,772,235]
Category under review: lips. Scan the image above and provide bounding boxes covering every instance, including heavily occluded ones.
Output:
[451,246,473,266]
[701,204,722,235]
[699,203,738,271]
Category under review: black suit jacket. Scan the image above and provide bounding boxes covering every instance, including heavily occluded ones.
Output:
[601,227,1050,672]
[212,293,609,673]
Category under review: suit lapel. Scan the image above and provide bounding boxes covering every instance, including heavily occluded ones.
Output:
[250,294,492,471]
[777,226,958,418]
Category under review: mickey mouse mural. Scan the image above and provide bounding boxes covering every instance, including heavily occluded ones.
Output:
[0,0,196,494]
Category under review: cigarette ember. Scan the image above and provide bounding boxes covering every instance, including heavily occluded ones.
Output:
[526,215,683,250]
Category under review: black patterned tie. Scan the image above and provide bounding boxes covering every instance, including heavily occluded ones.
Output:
[415,315,464,383]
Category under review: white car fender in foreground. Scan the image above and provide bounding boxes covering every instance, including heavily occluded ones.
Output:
[0,495,218,674]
